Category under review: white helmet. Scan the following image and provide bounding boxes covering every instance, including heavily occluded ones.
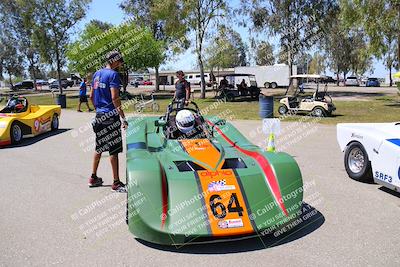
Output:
[176,109,195,134]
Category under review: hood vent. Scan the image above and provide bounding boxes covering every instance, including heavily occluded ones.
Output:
[174,158,247,172]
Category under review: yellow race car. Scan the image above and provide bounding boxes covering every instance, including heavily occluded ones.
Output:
[0,96,61,146]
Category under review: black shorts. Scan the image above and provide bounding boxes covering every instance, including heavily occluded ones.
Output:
[79,95,88,102]
[92,113,122,155]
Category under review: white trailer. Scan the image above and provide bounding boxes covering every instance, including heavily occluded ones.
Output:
[235,64,297,88]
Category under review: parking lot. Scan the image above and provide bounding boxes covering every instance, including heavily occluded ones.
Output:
[1,110,400,266]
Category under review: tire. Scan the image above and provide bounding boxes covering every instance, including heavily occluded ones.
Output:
[264,82,270,88]
[278,105,288,115]
[225,93,235,102]
[134,103,144,113]
[344,142,373,182]
[151,102,160,112]
[312,107,325,117]
[51,114,59,131]
[271,82,277,89]
[10,122,23,144]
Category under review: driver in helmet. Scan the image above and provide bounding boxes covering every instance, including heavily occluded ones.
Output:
[6,97,26,113]
[175,109,205,139]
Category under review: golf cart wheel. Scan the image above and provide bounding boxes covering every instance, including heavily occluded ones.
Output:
[278,105,288,115]
[344,142,372,182]
[10,122,23,144]
[51,114,59,131]
[271,82,277,89]
[264,82,270,88]
[225,93,235,102]
[151,102,160,112]
[312,107,325,117]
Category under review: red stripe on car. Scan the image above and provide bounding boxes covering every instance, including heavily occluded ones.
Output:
[207,120,288,216]
[160,163,168,228]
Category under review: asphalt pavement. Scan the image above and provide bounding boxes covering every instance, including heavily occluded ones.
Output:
[1,110,399,266]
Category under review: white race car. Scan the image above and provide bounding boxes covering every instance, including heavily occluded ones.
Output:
[337,122,400,191]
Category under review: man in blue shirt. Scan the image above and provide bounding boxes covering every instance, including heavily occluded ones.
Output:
[77,78,93,112]
[88,51,128,192]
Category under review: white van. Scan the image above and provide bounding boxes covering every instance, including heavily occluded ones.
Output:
[185,73,210,85]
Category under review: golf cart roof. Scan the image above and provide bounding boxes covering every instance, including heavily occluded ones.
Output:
[216,73,256,77]
[290,74,328,79]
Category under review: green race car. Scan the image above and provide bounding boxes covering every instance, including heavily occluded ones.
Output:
[126,101,303,245]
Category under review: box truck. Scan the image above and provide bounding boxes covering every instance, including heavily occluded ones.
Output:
[235,64,297,88]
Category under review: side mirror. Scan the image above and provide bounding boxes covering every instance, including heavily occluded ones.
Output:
[155,119,167,127]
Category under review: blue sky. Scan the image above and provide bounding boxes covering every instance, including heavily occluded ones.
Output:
[77,0,390,79]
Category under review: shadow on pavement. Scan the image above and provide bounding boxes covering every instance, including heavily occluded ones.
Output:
[378,186,400,198]
[137,203,325,254]
[1,128,71,149]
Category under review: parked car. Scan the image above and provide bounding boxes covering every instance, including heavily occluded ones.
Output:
[35,80,48,86]
[12,81,34,90]
[359,77,368,86]
[49,79,73,89]
[130,80,139,87]
[142,80,153,86]
[185,73,210,85]
[345,76,359,86]
[65,79,74,87]
[322,76,336,84]
[366,77,380,87]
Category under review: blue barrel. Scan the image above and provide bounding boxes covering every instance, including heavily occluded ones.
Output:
[259,95,274,118]
[56,94,67,108]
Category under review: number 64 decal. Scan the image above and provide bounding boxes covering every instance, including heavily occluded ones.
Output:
[209,193,244,219]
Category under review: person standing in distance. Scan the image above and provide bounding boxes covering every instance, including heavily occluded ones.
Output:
[77,78,93,112]
[88,51,128,192]
[174,70,191,107]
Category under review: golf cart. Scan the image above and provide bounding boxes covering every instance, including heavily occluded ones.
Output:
[278,74,336,117]
[216,74,261,101]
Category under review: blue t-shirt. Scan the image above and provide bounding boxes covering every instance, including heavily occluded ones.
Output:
[91,68,121,113]
[79,82,87,96]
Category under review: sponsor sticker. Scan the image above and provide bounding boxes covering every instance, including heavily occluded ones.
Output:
[351,133,363,139]
[208,179,236,192]
[34,120,40,131]
[218,218,244,229]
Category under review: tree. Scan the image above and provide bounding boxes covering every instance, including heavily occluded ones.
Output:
[294,52,312,74]
[0,30,24,88]
[183,0,227,98]
[308,53,326,74]
[254,41,274,66]
[67,20,164,91]
[241,0,338,77]
[120,0,188,91]
[205,26,247,69]
[323,14,372,82]
[36,0,91,95]
[341,0,400,86]
[0,0,43,90]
